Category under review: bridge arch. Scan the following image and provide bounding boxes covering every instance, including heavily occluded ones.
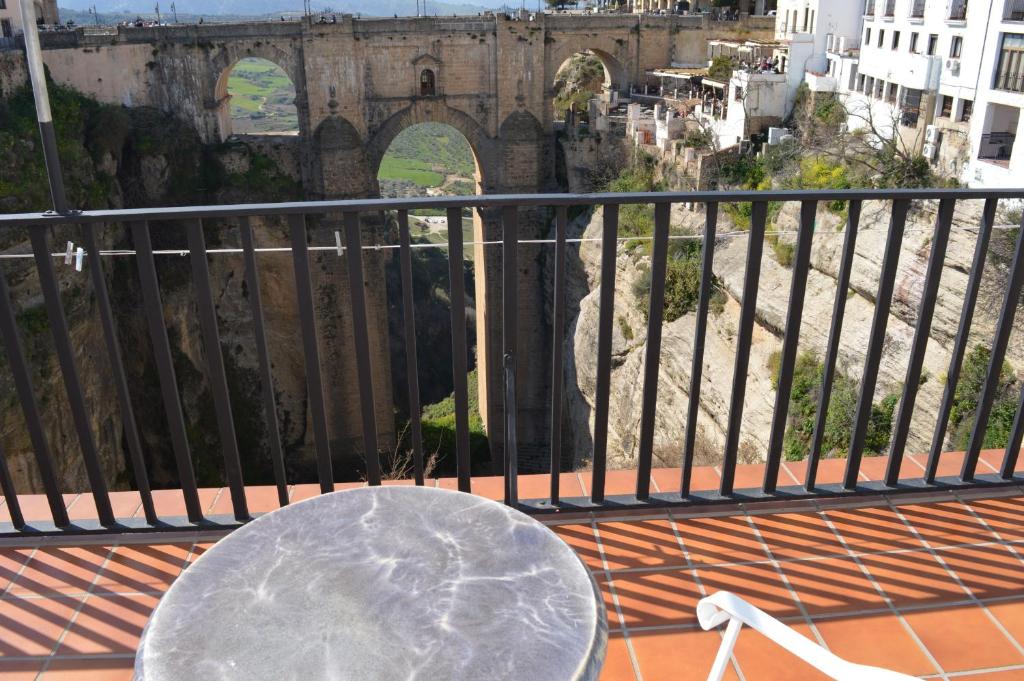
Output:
[549,45,630,94]
[212,47,304,141]
[366,100,497,193]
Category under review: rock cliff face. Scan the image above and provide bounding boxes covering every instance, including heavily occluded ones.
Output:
[563,200,1023,472]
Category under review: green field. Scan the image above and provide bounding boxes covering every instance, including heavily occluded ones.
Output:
[378,123,477,195]
[227,58,298,133]
[378,156,444,187]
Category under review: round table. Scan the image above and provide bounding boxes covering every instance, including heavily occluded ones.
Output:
[134,486,607,680]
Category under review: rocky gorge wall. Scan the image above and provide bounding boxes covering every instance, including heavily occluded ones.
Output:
[562,199,1024,473]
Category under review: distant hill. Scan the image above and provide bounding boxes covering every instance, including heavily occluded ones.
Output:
[57,0,518,20]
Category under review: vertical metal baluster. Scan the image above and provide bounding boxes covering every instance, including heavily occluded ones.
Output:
[502,206,519,506]
[925,198,996,483]
[763,200,817,495]
[885,198,955,486]
[961,211,1024,481]
[28,226,114,525]
[343,212,381,486]
[287,214,334,493]
[239,217,289,507]
[591,204,619,504]
[187,220,249,520]
[720,201,767,496]
[397,210,425,486]
[550,206,568,504]
[682,202,718,497]
[447,206,472,492]
[1000,384,1024,479]
[0,261,67,527]
[843,199,910,489]
[132,221,203,522]
[636,202,670,501]
[81,222,157,524]
[0,440,25,529]
[805,200,861,491]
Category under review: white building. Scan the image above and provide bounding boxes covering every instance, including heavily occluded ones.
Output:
[771,0,1024,188]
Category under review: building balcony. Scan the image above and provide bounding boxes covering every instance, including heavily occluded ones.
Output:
[947,0,969,21]
[1007,0,1024,20]
[2,189,1024,679]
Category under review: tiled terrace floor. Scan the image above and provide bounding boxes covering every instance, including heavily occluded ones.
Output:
[0,452,1022,680]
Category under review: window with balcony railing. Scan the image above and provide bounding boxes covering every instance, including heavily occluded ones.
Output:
[1006,0,1024,20]
[948,0,968,20]
[865,0,876,15]
[995,33,1024,91]
[911,0,926,17]
[884,0,896,15]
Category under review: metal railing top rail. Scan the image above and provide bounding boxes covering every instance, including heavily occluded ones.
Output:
[4,188,1024,226]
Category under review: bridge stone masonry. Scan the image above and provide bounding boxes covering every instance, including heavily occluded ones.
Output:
[35,13,772,473]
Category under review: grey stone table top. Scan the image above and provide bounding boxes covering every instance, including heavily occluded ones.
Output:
[135,486,607,681]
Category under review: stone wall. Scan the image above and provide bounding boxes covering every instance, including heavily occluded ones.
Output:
[0,51,27,99]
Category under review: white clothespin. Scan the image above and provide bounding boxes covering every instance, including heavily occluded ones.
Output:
[64,241,74,265]
[75,247,84,272]
[335,231,344,256]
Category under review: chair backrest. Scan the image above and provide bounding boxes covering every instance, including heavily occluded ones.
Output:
[697,591,919,681]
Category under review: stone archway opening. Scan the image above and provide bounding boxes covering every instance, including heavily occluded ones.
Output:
[552,49,626,124]
[218,57,298,138]
[376,122,493,475]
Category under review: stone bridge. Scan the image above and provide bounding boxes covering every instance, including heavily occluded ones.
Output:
[37,13,772,472]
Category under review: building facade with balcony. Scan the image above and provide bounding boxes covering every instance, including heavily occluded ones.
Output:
[0,0,58,40]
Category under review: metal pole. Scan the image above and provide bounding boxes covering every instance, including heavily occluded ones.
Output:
[19,0,68,214]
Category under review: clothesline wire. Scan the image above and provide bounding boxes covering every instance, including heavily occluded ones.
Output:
[0,223,1017,261]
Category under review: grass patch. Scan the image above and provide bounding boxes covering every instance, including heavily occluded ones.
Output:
[379,156,445,187]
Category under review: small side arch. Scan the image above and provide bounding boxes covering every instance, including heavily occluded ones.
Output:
[549,45,629,94]
[311,115,375,198]
[212,49,303,140]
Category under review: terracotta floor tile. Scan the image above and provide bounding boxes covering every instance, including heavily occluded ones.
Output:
[904,605,1024,672]
[0,596,82,657]
[659,464,721,494]
[750,512,848,560]
[516,473,584,501]
[0,494,78,524]
[56,594,159,654]
[695,563,800,618]
[208,485,286,515]
[138,488,220,519]
[859,550,965,606]
[468,476,505,501]
[93,544,191,594]
[597,576,621,631]
[0,659,45,679]
[785,457,851,488]
[856,455,891,483]
[674,515,767,566]
[813,613,940,677]
[899,501,993,548]
[577,470,641,498]
[39,657,134,680]
[610,570,702,628]
[290,482,363,502]
[986,600,1024,645]
[186,542,217,566]
[731,622,831,681]
[0,548,33,593]
[595,519,686,570]
[967,496,1024,541]
[8,546,110,596]
[67,491,142,522]
[907,451,965,479]
[727,463,768,492]
[958,671,1024,680]
[939,544,1024,599]
[979,448,1019,474]
[780,557,886,615]
[629,629,740,681]
[825,505,921,553]
[598,634,636,681]
[554,523,603,570]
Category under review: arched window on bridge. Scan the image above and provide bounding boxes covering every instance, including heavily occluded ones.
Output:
[420,69,437,97]
[551,50,623,126]
[222,57,299,137]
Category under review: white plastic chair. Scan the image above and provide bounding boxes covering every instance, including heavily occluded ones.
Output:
[697,591,919,681]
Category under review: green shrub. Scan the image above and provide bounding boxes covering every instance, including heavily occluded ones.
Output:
[948,346,1019,450]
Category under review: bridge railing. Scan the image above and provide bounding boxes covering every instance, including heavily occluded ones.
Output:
[1,187,1024,537]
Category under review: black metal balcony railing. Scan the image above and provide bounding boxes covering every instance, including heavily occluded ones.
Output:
[911,0,927,17]
[1,189,1024,538]
[1006,0,1024,20]
[978,132,1017,159]
[948,0,968,20]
